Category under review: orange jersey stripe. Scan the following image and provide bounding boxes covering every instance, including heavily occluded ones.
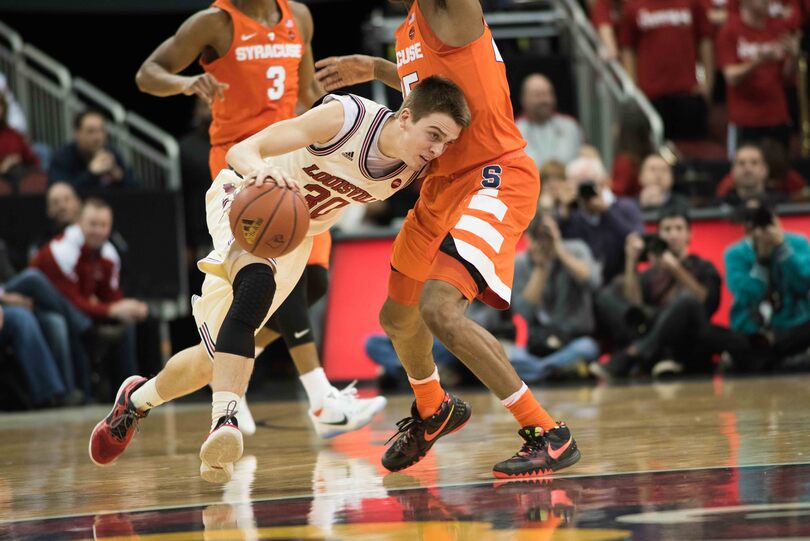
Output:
[204,0,303,146]
[393,2,526,179]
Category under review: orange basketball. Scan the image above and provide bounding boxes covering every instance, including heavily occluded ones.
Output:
[229,183,310,259]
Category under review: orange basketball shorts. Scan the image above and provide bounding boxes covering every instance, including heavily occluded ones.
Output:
[389,150,539,309]
[209,143,331,268]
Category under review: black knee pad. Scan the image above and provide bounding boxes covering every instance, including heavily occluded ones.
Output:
[216,263,276,358]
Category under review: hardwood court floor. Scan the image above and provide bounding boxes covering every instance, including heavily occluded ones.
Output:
[0,374,809,540]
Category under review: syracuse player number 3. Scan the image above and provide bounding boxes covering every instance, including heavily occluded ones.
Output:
[267,66,286,101]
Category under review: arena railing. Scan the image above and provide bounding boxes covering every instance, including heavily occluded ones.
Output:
[363,1,664,168]
[0,22,188,329]
[555,0,665,162]
[0,22,181,191]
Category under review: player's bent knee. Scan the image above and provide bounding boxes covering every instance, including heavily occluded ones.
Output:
[379,298,419,337]
[216,263,277,358]
[419,294,459,339]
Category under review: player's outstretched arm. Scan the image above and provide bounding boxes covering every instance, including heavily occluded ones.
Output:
[226,100,345,175]
[314,55,400,92]
[136,9,230,102]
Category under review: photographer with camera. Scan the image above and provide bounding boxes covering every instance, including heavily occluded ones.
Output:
[557,156,644,284]
[724,197,810,370]
[591,206,736,378]
[508,214,602,382]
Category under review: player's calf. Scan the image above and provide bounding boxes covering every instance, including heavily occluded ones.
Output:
[202,263,276,482]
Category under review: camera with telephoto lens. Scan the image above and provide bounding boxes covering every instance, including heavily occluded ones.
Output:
[639,232,669,262]
[577,180,599,200]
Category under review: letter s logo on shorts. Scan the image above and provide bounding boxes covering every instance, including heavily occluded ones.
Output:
[481,164,502,189]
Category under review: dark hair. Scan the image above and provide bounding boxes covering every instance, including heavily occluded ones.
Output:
[73,109,106,131]
[657,203,691,228]
[398,75,471,128]
[615,102,653,161]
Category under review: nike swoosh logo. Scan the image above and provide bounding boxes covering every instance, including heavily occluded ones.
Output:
[548,435,573,460]
[424,403,453,442]
[320,414,348,426]
[294,329,310,339]
[241,33,257,41]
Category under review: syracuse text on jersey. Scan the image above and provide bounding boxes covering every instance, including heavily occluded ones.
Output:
[396,42,424,68]
[235,43,303,62]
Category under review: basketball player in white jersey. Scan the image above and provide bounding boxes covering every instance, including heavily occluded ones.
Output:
[88,76,470,483]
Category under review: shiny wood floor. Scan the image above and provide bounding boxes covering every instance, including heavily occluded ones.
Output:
[1,374,809,539]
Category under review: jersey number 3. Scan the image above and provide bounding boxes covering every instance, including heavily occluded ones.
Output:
[266,66,286,101]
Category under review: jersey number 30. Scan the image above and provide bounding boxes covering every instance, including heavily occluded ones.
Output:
[266,66,286,101]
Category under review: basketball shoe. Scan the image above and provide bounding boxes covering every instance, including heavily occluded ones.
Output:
[309,382,387,439]
[88,375,148,466]
[381,393,471,472]
[235,396,256,436]
[200,400,243,484]
[492,423,580,479]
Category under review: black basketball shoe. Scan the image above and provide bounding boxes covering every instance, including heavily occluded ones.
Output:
[492,423,580,479]
[381,393,471,472]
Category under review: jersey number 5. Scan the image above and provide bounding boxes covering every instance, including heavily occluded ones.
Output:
[266,66,286,101]
[400,39,502,96]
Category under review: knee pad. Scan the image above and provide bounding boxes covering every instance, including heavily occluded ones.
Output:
[216,264,276,358]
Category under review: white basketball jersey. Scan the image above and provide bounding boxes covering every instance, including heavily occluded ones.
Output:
[266,94,426,236]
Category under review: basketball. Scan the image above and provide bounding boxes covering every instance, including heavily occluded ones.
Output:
[228,182,310,259]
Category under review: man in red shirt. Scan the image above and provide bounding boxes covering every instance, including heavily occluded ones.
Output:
[619,0,714,139]
[32,198,148,393]
[716,0,798,155]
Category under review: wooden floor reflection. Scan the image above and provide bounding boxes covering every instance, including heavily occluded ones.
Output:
[1,374,809,540]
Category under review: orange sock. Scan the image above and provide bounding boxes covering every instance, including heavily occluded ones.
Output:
[504,384,556,430]
[409,367,446,419]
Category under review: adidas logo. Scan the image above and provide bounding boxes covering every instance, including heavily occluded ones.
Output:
[241,218,263,246]
[341,151,354,161]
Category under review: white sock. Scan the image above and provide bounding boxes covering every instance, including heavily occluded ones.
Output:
[130,378,165,411]
[407,366,440,385]
[211,391,241,431]
[500,382,529,408]
[299,367,332,412]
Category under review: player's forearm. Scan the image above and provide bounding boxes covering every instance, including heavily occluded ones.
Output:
[373,58,401,90]
[226,140,271,176]
[135,62,190,97]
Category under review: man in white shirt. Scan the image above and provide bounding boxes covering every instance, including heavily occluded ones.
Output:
[516,74,584,168]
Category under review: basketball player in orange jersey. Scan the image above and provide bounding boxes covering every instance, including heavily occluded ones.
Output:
[88,76,469,483]
[134,0,378,440]
[314,0,581,478]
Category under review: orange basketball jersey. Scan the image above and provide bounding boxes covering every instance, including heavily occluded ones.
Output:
[203,0,303,147]
[393,1,525,178]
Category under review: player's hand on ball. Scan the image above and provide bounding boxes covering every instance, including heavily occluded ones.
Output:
[182,73,229,103]
[314,55,375,91]
[246,166,300,193]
